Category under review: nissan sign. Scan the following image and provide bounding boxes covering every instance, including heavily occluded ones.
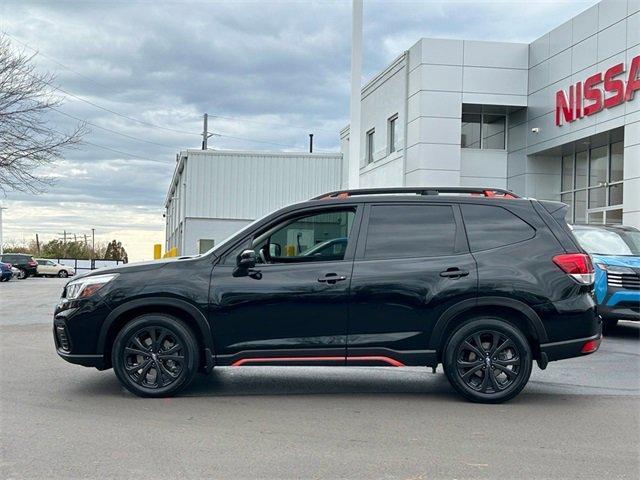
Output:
[555,54,639,126]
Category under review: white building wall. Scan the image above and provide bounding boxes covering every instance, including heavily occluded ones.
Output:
[507,0,639,225]
[359,54,407,187]
[405,38,528,187]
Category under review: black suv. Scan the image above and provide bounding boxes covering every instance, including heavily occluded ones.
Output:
[0,253,38,279]
[54,187,601,403]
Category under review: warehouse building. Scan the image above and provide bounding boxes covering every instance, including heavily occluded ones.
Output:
[341,0,639,227]
[165,150,342,255]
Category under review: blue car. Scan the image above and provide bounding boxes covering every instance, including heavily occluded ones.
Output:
[572,224,640,332]
[0,261,13,282]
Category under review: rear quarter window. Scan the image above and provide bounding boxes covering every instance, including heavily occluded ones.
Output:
[461,204,535,252]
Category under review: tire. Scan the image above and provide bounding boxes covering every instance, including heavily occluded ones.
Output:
[17,269,26,280]
[443,318,533,404]
[112,314,200,398]
[602,318,618,335]
[58,270,69,278]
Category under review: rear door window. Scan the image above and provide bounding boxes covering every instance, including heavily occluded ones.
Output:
[364,204,457,259]
[461,204,535,251]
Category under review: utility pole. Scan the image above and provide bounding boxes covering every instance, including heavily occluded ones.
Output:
[91,228,95,260]
[348,0,363,189]
[0,206,6,255]
[202,113,214,150]
[309,134,314,153]
[36,234,40,254]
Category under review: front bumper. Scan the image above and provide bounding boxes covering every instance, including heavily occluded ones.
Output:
[53,297,112,370]
[598,291,640,321]
[55,348,106,368]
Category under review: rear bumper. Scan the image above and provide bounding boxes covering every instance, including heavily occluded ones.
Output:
[539,333,602,362]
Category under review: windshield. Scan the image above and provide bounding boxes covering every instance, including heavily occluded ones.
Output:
[573,228,640,256]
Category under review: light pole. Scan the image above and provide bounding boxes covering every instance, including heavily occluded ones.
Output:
[0,206,6,255]
[348,0,363,189]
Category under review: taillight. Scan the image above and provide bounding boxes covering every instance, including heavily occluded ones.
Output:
[581,338,600,354]
[553,253,594,284]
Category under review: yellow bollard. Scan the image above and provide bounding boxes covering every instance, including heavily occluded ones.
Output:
[153,244,162,260]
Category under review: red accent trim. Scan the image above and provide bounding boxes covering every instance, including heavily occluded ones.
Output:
[347,356,404,367]
[230,355,405,367]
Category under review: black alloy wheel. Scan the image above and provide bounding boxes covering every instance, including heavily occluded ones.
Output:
[112,314,199,397]
[455,331,521,393]
[444,318,532,403]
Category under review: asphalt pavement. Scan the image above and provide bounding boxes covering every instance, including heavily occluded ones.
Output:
[1,277,638,479]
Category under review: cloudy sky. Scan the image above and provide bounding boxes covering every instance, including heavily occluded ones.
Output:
[1,0,599,261]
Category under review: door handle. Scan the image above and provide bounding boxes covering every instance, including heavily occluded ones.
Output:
[439,267,469,279]
[318,273,347,284]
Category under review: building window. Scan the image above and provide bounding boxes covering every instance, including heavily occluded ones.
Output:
[366,128,375,164]
[560,140,624,224]
[461,113,481,149]
[461,105,506,150]
[388,114,398,153]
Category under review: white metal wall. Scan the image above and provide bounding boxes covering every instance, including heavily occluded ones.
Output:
[184,150,342,220]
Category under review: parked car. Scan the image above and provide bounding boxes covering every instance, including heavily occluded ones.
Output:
[0,262,13,282]
[53,187,600,403]
[0,253,38,279]
[36,259,75,278]
[571,224,640,332]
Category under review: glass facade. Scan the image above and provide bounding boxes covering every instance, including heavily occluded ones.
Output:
[561,141,624,224]
[461,105,506,150]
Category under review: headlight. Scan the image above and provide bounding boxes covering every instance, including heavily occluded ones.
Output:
[595,263,635,275]
[65,274,118,299]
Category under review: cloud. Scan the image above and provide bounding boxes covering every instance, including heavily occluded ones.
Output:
[0,0,599,261]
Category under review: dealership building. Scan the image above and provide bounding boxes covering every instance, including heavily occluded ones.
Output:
[167,0,639,255]
[341,0,639,227]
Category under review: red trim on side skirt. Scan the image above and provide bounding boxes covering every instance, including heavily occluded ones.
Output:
[230,355,405,367]
[347,356,405,367]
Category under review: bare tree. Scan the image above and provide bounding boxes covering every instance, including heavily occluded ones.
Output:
[0,33,87,194]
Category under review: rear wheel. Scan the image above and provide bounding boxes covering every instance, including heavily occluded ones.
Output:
[443,318,532,403]
[112,314,199,397]
[17,269,26,280]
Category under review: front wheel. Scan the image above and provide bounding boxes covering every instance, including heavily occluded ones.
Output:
[443,318,533,403]
[112,314,200,397]
[58,270,69,278]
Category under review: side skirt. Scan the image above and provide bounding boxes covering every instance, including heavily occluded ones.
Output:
[215,348,437,368]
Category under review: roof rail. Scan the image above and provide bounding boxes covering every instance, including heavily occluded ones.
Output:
[312,187,520,200]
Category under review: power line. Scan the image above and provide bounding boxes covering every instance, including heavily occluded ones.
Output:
[51,107,183,149]
[50,84,201,136]
[3,31,111,90]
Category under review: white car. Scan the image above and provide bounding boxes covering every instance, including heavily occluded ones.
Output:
[35,259,75,278]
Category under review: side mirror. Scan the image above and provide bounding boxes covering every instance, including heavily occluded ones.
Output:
[236,249,257,269]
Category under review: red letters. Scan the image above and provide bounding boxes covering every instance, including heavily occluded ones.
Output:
[555,87,574,126]
[626,55,640,102]
[554,55,639,127]
[583,72,603,116]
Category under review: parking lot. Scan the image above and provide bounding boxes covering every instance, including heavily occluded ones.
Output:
[1,277,639,479]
